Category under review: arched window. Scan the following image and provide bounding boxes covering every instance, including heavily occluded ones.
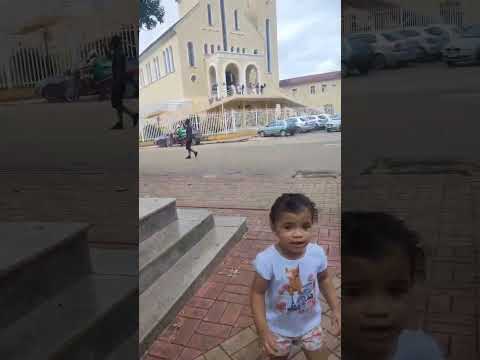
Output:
[207,4,213,26]
[310,85,316,95]
[187,42,195,67]
[234,9,239,30]
[266,18,272,73]
[204,44,209,55]
[169,46,175,72]
[211,44,215,54]
[165,48,171,73]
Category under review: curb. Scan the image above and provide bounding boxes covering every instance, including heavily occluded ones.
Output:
[139,136,253,149]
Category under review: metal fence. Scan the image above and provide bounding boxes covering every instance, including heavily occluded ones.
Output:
[139,107,322,143]
[0,24,136,89]
[342,4,464,34]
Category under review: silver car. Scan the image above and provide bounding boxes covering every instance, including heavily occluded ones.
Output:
[347,32,416,69]
[393,27,444,60]
[325,114,341,132]
[443,24,480,66]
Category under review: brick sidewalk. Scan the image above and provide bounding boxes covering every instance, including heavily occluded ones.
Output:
[141,176,341,360]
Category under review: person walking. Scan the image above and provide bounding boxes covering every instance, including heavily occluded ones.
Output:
[184,118,198,159]
[110,35,139,130]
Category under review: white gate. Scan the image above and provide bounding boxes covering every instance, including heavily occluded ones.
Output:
[0,24,137,90]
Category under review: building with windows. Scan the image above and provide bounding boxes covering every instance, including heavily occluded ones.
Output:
[139,0,305,119]
[279,72,341,115]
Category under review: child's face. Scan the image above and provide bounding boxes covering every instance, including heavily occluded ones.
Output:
[343,248,413,359]
[272,209,313,257]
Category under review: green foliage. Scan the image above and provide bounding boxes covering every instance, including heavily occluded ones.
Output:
[140,0,165,30]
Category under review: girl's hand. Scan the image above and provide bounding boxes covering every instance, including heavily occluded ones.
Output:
[260,328,279,356]
[331,309,341,336]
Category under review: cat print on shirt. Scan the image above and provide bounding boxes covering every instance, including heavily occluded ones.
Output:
[275,265,317,314]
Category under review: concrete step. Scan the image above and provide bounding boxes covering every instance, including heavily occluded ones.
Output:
[139,215,247,356]
[105,332,138,360]
[0,274,138,360]
[140,208,214,294]
[0,222,91,327]
[139,198,177,242]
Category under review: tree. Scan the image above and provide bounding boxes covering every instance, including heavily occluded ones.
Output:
[140,0,165,30]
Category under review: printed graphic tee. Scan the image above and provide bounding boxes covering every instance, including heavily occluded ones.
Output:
[253,243,328,337]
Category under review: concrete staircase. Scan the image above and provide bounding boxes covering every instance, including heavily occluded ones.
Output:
[0,223,137,360]
[139,198,247,356]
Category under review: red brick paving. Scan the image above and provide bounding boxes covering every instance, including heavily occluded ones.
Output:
[143,174,479,359]
[142,176,341,359]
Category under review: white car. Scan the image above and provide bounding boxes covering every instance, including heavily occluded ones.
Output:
[393,27,444,60]
[422,24,462,50]
[325,114,341,132]
[443,24,480,66]
[347,32,416,69]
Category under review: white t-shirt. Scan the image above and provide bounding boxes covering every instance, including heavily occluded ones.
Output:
[392,330,445,360]
[253,243,328,337]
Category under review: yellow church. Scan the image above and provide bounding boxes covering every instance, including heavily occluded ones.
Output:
[139,0,309,120]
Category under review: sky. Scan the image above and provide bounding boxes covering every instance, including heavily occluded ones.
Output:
[139,0,341,80]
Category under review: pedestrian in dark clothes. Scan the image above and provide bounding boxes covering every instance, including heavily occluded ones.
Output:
[110,35,139,130]
[184,118,198,159]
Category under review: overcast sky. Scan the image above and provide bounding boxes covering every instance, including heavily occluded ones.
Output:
[139,0,341,80]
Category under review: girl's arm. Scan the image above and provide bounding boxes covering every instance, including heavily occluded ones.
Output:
[318,270,341,335]
[250,273,270,336]
[250,273,278,355]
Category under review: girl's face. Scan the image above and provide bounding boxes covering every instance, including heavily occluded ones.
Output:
[272,209,314,258]
[342,248,413,359]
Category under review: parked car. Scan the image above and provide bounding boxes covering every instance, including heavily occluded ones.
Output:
[303,116,323,130]
[341,38,374,77]
[347,32,416,69]
[325,114,341,132]
[286,117,315,133]
[443,24,480,66]
[257,120,295,137]
[422,24,462,50]
[392,27,444,60]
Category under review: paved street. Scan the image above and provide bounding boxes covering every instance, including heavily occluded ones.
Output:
[140,132,341,177]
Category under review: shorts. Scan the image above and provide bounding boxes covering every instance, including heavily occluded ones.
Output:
[185,139,193,149]
[272,325,323,356]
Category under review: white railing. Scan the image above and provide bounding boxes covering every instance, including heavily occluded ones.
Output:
[139,107,323,143]
[0,24,136,90]
[342,5,464,34]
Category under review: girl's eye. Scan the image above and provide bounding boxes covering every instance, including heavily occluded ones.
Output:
[303,224,312,230]
[284,225,292,230]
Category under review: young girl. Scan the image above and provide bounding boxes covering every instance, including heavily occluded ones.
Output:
[251,194,341,359]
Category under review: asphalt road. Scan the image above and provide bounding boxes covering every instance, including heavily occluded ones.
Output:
[139,131,341,177]
[343,62,480,175]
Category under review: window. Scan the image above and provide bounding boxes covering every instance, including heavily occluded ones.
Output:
[204,43,209,55]
[207,3,213,26]
[292,88,297,96]
[217,45,221,51]
[146,62,152,84]
[266,18,272,73]
[169,46,175,72]
[140,69,145,87]
[165,48,171,73]
[253,49,258,55]
[211,44,215,54]
[187,42,195,67]
[153,57,160,80]
[242,48,246,54]
[322,84,327,93]
[237,47,240,53]
[163,50,168,74]
[234,9,239,31]
[310,85,316,95]
[324,104,334,114]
